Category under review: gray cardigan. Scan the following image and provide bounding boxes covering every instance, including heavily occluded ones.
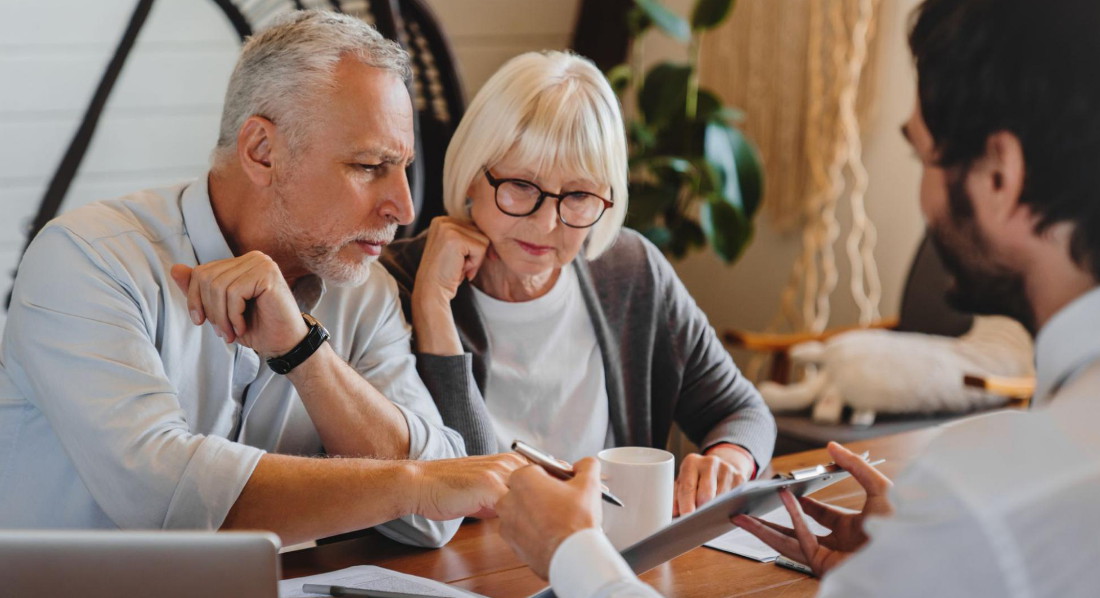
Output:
[381,228,776,470]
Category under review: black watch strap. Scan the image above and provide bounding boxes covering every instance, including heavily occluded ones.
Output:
[266,313,330,375]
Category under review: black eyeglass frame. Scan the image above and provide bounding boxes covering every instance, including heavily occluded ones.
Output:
[483,169,614,229]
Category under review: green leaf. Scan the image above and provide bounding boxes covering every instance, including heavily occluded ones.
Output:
[638,63,692,126]
[713,105,745,125]
[635,0,691,43]
[693,89,724,121]
[729,127,764,218]
[625,183,678,228]
[635,155,694,174]
[627,6,653,36]
[703,121,764,217]
[628,120,657,153]
[691,0,735,31]
[667,215,707,258]
[704,121,743,210]
[700,198,753,263]
[639,225,673,249]
[606,64,633,96]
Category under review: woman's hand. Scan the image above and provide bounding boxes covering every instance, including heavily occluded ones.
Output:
[412,217,491,355]
[673,443,754,516]
[732,442,894,577]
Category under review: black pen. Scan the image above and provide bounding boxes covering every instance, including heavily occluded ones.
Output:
[302,583,435,598]
[511,440,625,507]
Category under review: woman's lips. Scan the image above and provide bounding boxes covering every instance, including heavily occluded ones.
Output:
[515,240,553,256]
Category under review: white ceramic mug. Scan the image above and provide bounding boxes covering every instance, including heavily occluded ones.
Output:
[598,446,675,550]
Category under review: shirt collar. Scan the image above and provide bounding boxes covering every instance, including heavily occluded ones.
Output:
[180,174,327,312]
[1034,285,1100,402]
[181,175,234,265]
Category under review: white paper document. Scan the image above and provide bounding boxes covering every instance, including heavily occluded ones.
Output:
[704,505,837,562]
[279,565,487,598]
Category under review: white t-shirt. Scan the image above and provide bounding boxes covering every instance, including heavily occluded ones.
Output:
[472,264,609,462]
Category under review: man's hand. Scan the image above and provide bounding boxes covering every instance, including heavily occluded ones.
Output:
[409,452,527,521]
[732,441,894,577]
[497,458,603,579]
[411,217,491,356]
[674,443,754,516]
[170,251,306,359]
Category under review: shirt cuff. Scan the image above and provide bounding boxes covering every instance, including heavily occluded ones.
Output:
[549,528,637,598]
[163,435,265,529]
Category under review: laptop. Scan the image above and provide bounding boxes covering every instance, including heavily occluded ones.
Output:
[0,530,281,598]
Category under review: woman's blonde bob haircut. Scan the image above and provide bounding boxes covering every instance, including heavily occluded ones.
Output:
[443,51,628,259]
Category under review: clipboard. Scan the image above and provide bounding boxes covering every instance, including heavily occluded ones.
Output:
[529,455,884,598]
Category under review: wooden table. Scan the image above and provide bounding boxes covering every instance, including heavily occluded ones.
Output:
[282,427,940,597]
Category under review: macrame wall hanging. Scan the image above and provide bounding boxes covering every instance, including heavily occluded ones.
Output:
[700,0,883,344]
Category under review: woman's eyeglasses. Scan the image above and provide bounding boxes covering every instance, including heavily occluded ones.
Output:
[483,170,613,229]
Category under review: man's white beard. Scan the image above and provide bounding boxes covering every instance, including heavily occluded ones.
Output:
[270,192,396,287]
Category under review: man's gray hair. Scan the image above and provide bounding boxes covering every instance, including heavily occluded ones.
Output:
[213,10,410,165]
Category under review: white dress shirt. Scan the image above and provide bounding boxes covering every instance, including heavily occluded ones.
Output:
[0,177,465,547]
[547,286,1100,598]
[472,264,610,462]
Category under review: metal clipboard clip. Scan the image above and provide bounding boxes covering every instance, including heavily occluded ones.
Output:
[774,451,882,481]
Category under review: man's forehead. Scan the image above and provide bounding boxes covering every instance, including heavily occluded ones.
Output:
[321,59,415,160]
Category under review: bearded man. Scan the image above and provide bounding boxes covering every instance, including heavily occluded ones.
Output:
[0,10,522,548]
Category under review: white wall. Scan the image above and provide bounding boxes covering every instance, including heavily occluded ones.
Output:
[0,0,241,329]
[423,0,581,96]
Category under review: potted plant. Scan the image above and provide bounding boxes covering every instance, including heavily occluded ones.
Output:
[610,0,763,263]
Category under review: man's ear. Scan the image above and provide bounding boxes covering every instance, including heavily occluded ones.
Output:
[972,130,1026,222]
[236,115,277,187]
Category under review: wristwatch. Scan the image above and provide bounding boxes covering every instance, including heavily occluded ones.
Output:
[266,313,330,375]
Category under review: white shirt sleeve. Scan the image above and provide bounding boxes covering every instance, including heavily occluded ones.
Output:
[817,459,1012,598]
[549,528,663,598]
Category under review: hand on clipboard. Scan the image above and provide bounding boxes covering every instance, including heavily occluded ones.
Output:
[733,441,894,577]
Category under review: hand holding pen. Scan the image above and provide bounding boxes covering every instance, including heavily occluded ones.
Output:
[511,440,624,507]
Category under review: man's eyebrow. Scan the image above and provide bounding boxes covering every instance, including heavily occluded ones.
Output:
[353,149,416,166]
[900,123,913,144]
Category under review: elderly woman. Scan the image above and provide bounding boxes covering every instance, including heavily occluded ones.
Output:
[382,51,775,515]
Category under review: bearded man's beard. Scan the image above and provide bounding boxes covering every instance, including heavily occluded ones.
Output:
[928,173,1036,334]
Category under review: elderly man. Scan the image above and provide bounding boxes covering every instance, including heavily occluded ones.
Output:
[0,10,522,548]
[496,0,1100,595]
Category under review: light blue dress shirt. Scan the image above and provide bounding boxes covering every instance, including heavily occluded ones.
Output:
[0,177,465,547]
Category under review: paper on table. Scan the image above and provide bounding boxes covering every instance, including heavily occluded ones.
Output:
[704,505,840,562]
[280,565,487,598]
